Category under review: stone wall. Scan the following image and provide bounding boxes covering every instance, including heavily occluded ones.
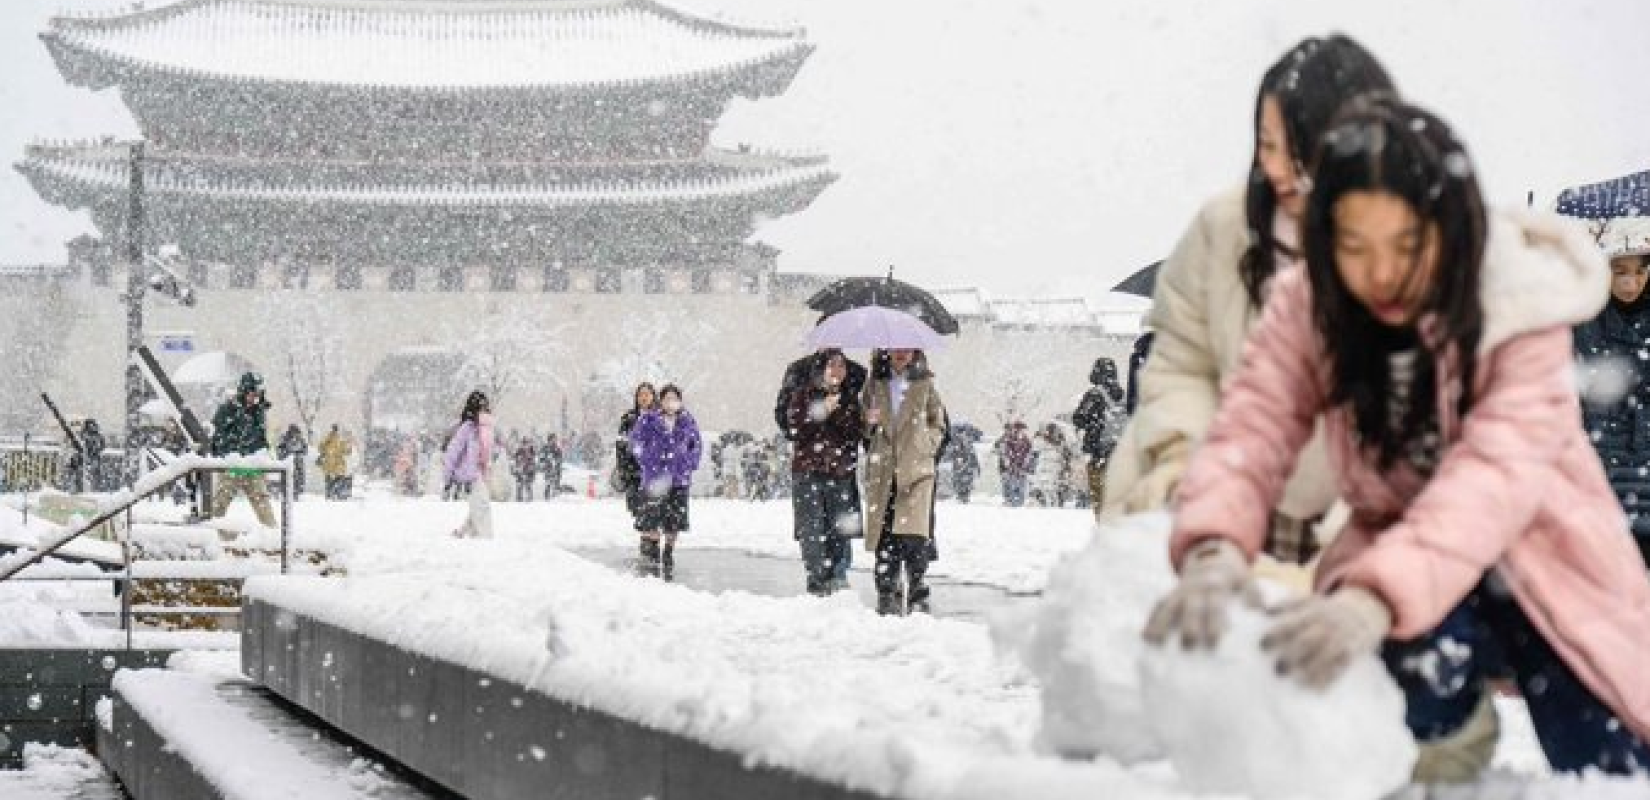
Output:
[4,275,1136,445]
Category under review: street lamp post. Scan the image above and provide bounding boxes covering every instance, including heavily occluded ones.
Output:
[124,141,146,488]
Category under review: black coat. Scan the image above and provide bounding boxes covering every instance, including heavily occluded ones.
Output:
[1073,386,1122,461]
[775,353,867,440]
[615,410,644,490]
[1575,299,1650,536]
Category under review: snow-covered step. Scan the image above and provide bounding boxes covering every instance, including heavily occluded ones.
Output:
[12,559,282,581]
[0,744,124,799]
[99,667,434,800]
[242,593,887,800]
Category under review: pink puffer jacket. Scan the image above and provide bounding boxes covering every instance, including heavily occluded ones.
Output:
[1170,211,1650,741]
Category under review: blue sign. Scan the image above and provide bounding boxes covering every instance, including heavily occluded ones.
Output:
[158,336,194,353]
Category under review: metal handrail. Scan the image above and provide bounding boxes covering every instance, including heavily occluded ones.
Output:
[0,456,293,584]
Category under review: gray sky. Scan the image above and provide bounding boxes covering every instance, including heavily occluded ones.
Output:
[3,0,1647,306]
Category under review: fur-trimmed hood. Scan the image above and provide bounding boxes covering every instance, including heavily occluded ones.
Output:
[1478,209,1608,354]
[1595,214,1650,260]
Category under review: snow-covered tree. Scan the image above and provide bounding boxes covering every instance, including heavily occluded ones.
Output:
[446,298,573,415]
[254,289,347,440]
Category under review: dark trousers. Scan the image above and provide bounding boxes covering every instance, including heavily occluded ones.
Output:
[792,474,860,592]
[873,487,930,604]
[1382,580,1650,774]
[514,476,533,502]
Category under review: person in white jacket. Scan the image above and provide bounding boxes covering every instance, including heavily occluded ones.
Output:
[1105,35,1394,565]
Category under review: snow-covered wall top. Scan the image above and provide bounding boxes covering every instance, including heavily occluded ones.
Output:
[46,0,811,91]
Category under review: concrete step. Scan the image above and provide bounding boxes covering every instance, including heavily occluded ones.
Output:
[99,668,436,800]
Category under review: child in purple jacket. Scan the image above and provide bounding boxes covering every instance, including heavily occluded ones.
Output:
[628,384,702,571]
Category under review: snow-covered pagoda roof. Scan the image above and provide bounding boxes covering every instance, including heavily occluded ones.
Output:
[19,142,836,208]
[43,0,813,93]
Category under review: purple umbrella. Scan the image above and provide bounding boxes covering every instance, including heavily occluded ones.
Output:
[804,306,948,350]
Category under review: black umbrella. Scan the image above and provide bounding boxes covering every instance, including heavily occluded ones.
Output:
[806,272,960,336]
[1112,259,1162,299]
[1555,168,1650,220]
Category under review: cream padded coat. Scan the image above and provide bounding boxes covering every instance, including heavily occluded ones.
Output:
[1103,188,1337,523]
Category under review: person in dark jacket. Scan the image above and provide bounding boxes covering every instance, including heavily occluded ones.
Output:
[776,348,868,440]
[539,433,564,499]
[785,350,866,595]
[945,429,981,503]
[209,372,276,526]
[994,421,1035,507]
[617,383,657,557]
[1125,331,1154,416]
[1073,357,1127,518]
[511,436,538,502]
[276,423,308,499]
[1575,247,1650,565]
[78,418,107,492]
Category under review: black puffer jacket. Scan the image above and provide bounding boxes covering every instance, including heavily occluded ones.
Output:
[1575,295,1650,536]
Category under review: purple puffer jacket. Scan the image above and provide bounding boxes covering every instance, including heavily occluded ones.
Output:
[629,410,702,491]
[443,413,494,484]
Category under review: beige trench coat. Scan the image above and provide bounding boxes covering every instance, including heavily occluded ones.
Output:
[861,375,948,552]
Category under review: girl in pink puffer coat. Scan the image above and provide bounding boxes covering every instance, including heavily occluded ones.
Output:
[1146,97,1650,777]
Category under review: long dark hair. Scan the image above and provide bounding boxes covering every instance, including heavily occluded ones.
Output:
[1239,35,1397,307]
[460,391,489,422]
[632,382,657,412]
[1303,96,1487,469]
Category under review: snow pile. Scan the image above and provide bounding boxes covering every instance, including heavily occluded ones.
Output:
[0,744,121,800]
[989,511,1175,763]
[0,592,96,645]
[1140,605,1416,800]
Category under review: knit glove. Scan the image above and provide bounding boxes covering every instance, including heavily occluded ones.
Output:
[1260,587,1393,689]
[1143,538,1260,649]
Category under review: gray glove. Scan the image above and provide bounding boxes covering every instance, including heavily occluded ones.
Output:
[1260,587,1393,689]
[1143,538,1260,649]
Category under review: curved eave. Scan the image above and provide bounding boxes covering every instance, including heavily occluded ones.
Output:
[42,16,813,99]
[17,152,837,212]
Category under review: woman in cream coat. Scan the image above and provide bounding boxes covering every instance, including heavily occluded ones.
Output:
[1104,35,1393,566]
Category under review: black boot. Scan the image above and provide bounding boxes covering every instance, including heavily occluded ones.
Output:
[640,536,660,562]
[876,592,902,616]
[661,541,675,568]
[908,583,932,614]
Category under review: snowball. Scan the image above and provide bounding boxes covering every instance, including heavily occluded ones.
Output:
[1576,354,1634,407]
[1140,605,1416,800]
[990,511,1177,764]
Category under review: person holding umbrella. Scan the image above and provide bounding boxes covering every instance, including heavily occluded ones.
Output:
[1572,215,1650,565]
[861,348,949,615]
[784,349,865,594]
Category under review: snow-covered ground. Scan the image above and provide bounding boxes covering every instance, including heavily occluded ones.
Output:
[3,486,1647,798]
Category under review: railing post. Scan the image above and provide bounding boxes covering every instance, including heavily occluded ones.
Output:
[280,467,291,574]
[20,433,29,527]
[122,505,133,652]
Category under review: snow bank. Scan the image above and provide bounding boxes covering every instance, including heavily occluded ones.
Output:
[1141,604,1416,800]
[989,511,1176,763]
[0,593,97,645]
[0,744,120,800]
